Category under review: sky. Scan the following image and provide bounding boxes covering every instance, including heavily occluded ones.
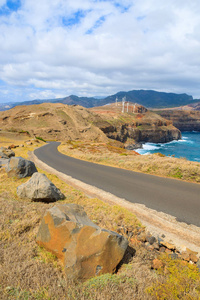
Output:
[1,0,200,103]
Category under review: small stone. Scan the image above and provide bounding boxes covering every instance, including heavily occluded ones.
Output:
[147,235,156,245]
[0,147,15,158]
[152,258,164,269]
[165,249,172,254]
[152,242,160,250]
[8,144,16,149]
[161,241,176,250]
[181,251,190,261]
[148,245,155,251]
[169,253,178,260]
[186,248,198,255]
[157,237,164,246]
[137,232,146,242]
[189,253,198,263]
[159,247,166,253]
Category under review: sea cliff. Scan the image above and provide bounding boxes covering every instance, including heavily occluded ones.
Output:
[91,103,181,147]
[155,110,200,132]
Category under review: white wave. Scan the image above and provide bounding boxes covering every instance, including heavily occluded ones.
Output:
[142,143,160,150]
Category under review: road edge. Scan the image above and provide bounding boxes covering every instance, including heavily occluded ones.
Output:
[30,150,200,256]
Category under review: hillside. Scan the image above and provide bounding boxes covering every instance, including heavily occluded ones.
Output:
[0,102,181,146]
[0,89,198,111]
[0,103,108,142]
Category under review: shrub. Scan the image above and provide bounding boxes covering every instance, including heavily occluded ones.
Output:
[36,136,46,142]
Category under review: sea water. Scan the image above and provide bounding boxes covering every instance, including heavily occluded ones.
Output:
[136,132,200,162]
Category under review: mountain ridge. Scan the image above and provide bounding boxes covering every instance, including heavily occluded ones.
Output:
[0,89,199,111]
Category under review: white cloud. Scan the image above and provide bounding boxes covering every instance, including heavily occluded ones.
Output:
[1,0,200,103]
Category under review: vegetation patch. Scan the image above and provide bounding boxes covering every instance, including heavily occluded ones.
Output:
[147,254,200,299]
[36,136,46,142]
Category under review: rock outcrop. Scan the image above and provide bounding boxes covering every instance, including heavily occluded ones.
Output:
[155,110,200,132]
[92,104,182,145]
[5,156,37,178]
[36,204,128,280]
[17,173,65,202]
[0,147,15,159]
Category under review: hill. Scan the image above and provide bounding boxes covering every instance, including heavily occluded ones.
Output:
[0,103,108,142]
[0,102,181,146]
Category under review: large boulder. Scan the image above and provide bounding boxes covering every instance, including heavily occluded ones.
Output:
[17,172,65,202]
[0,147,15,159]
[36,204,128,280]
[5,156,37,178]
[0,158,8,168]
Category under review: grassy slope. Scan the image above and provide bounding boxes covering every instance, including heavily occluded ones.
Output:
[59,141,200,183]
[0,136,200,299]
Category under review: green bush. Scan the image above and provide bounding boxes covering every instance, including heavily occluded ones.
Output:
[36,136,46,142]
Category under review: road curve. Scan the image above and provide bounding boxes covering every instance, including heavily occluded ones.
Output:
[34,142,200,227]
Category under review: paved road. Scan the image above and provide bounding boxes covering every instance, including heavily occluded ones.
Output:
[34,142,200,227]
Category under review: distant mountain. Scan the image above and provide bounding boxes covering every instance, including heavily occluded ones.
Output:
[99,90,197,108]
[0,89,198,111]
[58,95,99,107]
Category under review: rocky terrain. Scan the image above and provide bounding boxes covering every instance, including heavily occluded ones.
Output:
[155,104,200,131]
[0,102,181,147]
[91,103,181,146]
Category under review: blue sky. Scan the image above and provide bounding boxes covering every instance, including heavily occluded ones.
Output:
[1,0,200,103]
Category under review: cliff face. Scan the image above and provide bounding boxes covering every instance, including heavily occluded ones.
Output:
[91,103,181,146]
[100,121,181,144]
[155,110,200,131]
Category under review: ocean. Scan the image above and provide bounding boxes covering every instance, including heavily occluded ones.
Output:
[136,132,200,163]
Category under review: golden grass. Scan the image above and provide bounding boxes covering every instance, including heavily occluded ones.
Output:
[59,141,200,183]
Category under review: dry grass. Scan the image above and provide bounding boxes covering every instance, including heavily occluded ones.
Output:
[0,163,155,299]
[1,136,200,299]
[59,141,200,183]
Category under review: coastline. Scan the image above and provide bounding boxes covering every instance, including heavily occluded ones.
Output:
[135,131,200,163]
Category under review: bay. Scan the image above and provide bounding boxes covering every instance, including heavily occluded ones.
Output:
[136,132,200,162]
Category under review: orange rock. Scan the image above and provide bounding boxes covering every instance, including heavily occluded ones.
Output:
[152,258,164,269]
[36,204,128,280]
[189,253,198,263]
[160,241,175,250]
[181,251,190,261]
[9,144,16,149]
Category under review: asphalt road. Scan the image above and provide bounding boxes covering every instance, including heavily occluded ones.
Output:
[34,142,200,227]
